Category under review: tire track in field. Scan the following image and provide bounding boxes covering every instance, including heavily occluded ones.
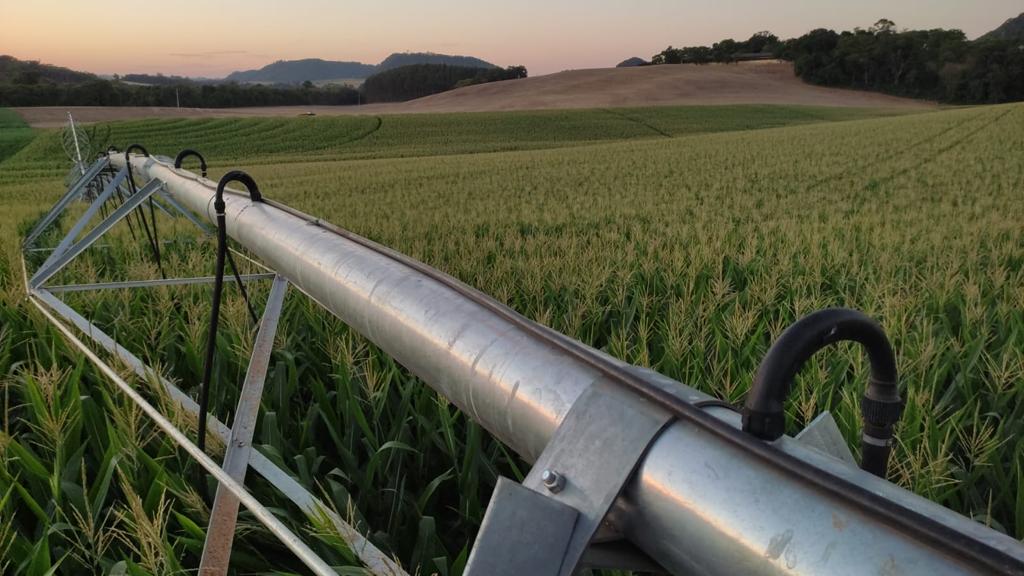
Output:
[870,107,1015,186]
[600,108,673,138]
[339,116,384,146]
[282,116,384,159]
[805,110,986,191]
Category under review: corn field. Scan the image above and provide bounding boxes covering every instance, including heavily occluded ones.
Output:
[0,102,1022,574]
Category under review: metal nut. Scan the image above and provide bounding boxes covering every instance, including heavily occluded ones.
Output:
[541,469,565,493]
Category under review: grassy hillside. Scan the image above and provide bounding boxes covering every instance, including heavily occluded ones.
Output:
[1,103,1021,574]
[0,108,34,163]
[5,104,912,176]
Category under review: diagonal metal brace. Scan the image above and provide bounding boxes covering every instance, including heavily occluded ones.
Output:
[158,190,214,234]
[200,275,289,575]
[30,180,164,288]
[40,166,127,266]
[465,380,673,576]
[23,157,109,248]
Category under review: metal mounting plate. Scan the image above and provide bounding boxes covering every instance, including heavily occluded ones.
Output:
[465,477,579,576]
[465,380,673,576]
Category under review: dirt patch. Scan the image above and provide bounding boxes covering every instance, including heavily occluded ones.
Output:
[15,61,933,127]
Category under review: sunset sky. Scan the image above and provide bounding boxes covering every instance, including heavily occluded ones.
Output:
[1,0,1020,78]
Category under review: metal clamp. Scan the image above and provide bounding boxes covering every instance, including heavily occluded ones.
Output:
[465,380,673,576]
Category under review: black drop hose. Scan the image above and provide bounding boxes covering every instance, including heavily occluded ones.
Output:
[742,308,903,477]
[197,171,262,453]
[124,144,165,278]
[174,149,208,178]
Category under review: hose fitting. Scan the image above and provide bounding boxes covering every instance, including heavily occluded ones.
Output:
[742,308,902,477]
[174,149,208,178]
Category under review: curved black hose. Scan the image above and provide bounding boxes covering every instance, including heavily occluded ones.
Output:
[742,308,902,477]
[174,149,208,178]
[196,171,262,453]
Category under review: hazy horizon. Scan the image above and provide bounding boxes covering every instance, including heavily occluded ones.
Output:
[1,0,1020,78]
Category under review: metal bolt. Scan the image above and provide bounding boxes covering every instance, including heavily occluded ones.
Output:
[541,469,565,493]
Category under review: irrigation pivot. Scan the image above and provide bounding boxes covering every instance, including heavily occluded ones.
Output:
[21,148,1024,575]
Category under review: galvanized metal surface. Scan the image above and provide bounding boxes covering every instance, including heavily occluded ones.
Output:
[466,380,672,576]
[794,412,857,466]
[158,190,213,233]
[23,157,108,247]
[31,179,163,288]
[43,167,126,263]
[465,477,578,576]
[200,276,288,575]
[521,381,671,576]
[31,288,408,576]
[116,154,1024,576]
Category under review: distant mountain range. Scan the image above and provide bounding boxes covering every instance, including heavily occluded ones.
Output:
[225,52,497,84]
[979,12,1024,42]
[224,59,377,84]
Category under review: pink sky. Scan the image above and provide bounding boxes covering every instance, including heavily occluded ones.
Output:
[1,0,1020,77]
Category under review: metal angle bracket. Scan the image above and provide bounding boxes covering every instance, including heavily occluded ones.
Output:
[792,410,857,467]
[464,380,674,576]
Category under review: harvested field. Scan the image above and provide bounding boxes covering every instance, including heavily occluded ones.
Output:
[14,61,932,127]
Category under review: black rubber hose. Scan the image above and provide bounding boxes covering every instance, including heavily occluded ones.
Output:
[197,171,262,453]
[124,145,165,277]
[742,308,902,477]
[174,149,208,178]
[113,184,138,242]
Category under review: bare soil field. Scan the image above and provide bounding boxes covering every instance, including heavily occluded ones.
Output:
[15,61,932,127]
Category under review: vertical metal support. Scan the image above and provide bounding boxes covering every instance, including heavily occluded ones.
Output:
[40,167,127,266]
[23,157,109,247]
[68,112,84,173]
[30,180,163,288]
[200,276,289,575]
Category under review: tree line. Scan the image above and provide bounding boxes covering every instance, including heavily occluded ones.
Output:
[0,56,528,107]
[651,20,1024,103]
[361,64,527,103]
[0,78,361,108]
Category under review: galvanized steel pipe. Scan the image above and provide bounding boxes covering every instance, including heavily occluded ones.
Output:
[114,154,1024,576]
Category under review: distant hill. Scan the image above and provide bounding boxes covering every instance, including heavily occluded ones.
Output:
[0,55,96,84]
[377,52,495,71]
[225,59,377,84]
[224,52,497,84]
[979,13,1024,41]
[391,61,929,113]
[617,57,648,67]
